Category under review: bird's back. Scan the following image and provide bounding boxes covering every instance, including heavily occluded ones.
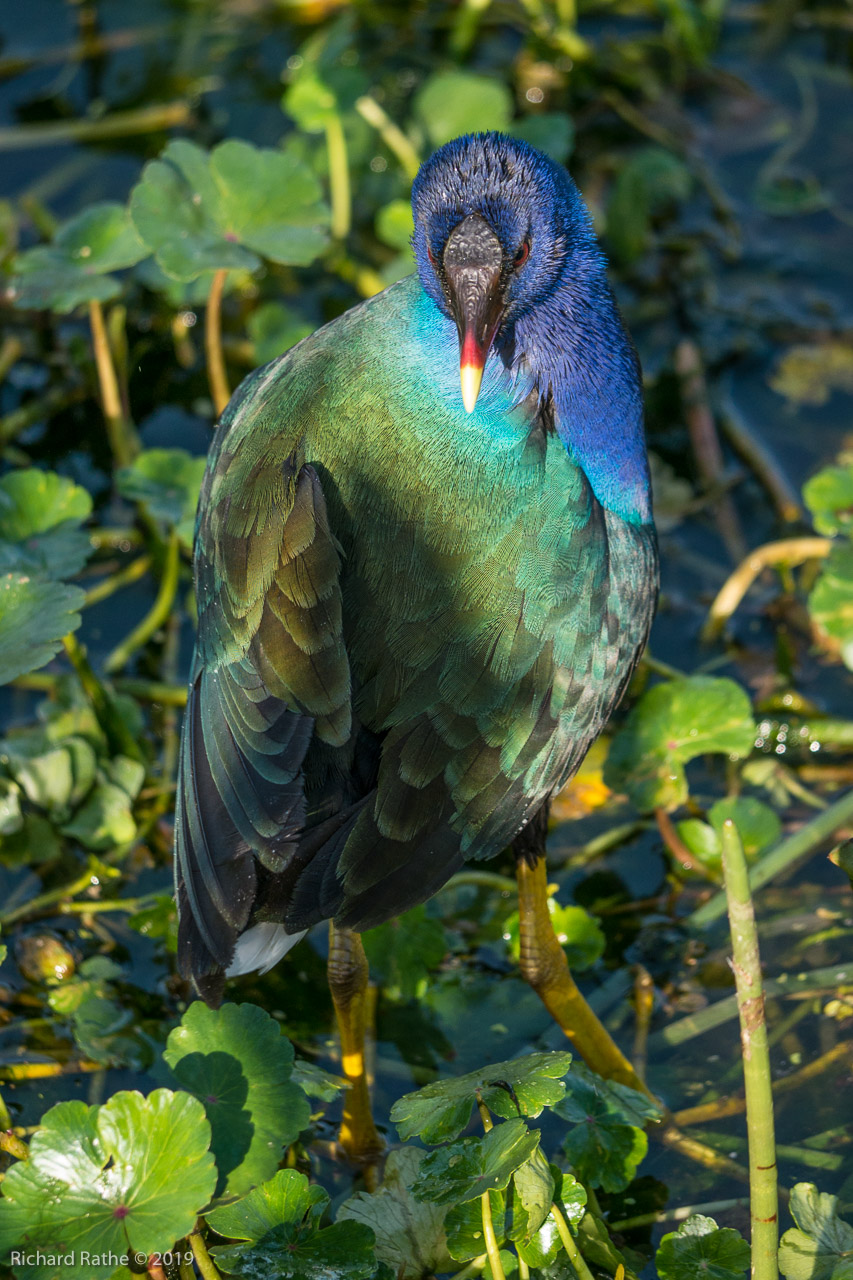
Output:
[176,275,656,998]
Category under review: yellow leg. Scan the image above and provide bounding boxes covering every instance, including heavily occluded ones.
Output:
[327,923,383,1174]
[515,851,653,1098]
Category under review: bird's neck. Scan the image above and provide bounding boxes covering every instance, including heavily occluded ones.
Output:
[505,275,652,526]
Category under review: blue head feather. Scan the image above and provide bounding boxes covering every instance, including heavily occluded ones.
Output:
[411,133,652,526]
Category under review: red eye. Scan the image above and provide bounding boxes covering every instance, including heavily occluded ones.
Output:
[514,241,530,268]
[427,245,437,267]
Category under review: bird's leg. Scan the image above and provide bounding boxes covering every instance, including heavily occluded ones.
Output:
[327,923,383,1173]
[514,805,652,1097]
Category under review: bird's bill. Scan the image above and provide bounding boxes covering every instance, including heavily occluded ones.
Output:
[443,214,504,415]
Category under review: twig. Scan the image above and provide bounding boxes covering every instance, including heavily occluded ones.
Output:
[84,555,152,608]
[675,338,746,563]
[690,787,853,927]
[632,965,654,1082]
[104,529,181,673]
[88,300,138,467]
[205,269,230,416]
[0,101,192,149]
[609,1197,750,1231]
[355,96,420,180]
[721,820,778,1279]
[719,396,802,523]
[656,807,720,879]
[325,114,351,240]
[702,536,832,640]
[0,1060,102,1081]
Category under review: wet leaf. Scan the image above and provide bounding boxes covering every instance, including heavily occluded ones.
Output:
[363,904,447,1000]
[604,676,756,811]
[411,1118,540,1207]
[117,447,206,548]
[130,139,328,281]
[778,1182,853,1280]
[390,1051,572,1143]
[338,1148,452,1278]
[8,202,147,312]
[206,1168,328,1243]
[212,1213,375,1280]
[290,1059,345,1102]
[803,457,853,535]
[508,1144,554,1240]
[444,1192,504,1262]
[0,1090,216,1277]
[809,542,853,669]
[0,470,92,579]
[656,1214,750,1280]
[0,573,85,687]
[164,1001,311,1195]
[502,898,605,971]
[555,1066,654,1193]
[414,71,512,147]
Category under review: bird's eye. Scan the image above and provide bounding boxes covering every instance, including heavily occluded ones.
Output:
[427,245,438,267]
[514,241,530,268]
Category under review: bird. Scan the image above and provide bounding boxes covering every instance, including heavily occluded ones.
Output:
[174,131,658,1155]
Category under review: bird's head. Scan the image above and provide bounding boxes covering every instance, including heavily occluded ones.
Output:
[411,131,602,413]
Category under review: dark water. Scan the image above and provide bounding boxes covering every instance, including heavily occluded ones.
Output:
[1,0,853,1253]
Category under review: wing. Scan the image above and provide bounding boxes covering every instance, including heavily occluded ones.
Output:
[175,407,351,1003]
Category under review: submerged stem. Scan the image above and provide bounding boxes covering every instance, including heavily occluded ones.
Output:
[88,300,138,467]
[205,268,230,416]
[721,819,778,1280]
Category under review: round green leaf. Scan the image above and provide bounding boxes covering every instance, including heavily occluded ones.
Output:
[411,1119,540,1207]
[804,459,853,536]
[414,71,512,147]
[207,1169,328,1244]
[282,18,368,134]
[604,676,756,812]
[338,1148,453,1279]
[656,1214,750,1280]
[0,470,92,579]
[810,541,853,668]
[248,302,313,366]
[362,904,447,1000]
[390,1050,572,1144]
[375,200,414,252]
[8,203,147,313]
[778,1182,853,1280]
[0,1090,216,1278]
[502,898,604,971]
[0,573,85,687]
[164,1001,311,1195]
[444,1192,505,1264]
[510,114,574,162]
[555,1066,656,1194]
[130,139,328,282]
[117,448,205,549]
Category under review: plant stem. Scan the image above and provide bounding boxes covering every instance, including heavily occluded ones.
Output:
[355,96,420,179]
[441,870,518,894]
[62,632,144,762]
[690,787,853,927]
[550,1203,594,1280]
[325,113,351,240]
[702,536,832,640]
[0,100,192,149]
[481,1192,505,1280]
[205,269,230,416]
[655,807,720,879]
[719,396,802,523]
[720,819,778,1280]
[104,529,181,674]
[609,1197,750,1231]
[189,1232,222,1280]
[447,1256,488,1280]
[88,300,138,467]
[84,554,152,608]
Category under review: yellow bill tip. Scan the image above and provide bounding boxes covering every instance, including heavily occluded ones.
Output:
[460,362,484,415]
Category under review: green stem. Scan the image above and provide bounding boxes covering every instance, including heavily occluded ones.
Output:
[325,113,351,239]
[691,787,853,927]
[609,1197,750,1231]
[62,632,144,762]
[447,1257,488,1280]
[205,269,230,416]
[0,100,192,149]
[88,300,138,467]
[84,554,152,608]
[189,1232,222,1280]
[441,870,518,894]
[721,820,778,1280]
[550,1203,594,1280]
[114,678,187,705]
[481,1192,505,1280]
[104,530,181,674]
[0,864,117,928]
[354,96,420,179]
